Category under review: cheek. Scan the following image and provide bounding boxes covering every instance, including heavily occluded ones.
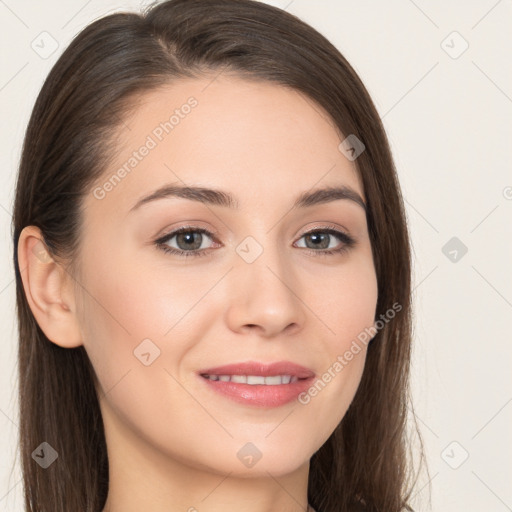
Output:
[316,252,379,350]
[76,242,221,394]
[298,254,377,426]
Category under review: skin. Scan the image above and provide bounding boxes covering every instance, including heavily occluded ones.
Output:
[18,75,378,512]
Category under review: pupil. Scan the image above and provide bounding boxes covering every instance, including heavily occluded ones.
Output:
[307,233,328,249]
[177,232,201,250]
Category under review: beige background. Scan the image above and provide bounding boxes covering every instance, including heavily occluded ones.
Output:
[1,1,511,510]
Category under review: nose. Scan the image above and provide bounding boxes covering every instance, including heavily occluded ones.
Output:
[224,244,306,338]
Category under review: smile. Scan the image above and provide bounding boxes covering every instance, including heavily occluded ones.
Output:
[201,374,301,384]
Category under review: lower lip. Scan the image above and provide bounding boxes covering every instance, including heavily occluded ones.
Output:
[199,375,314,407]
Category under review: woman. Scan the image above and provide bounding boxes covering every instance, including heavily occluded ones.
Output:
[13,0,423,510]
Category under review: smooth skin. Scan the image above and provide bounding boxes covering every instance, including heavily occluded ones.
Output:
[18,74,378,512]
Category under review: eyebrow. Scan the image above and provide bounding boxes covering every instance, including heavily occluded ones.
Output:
[129,183,367,213]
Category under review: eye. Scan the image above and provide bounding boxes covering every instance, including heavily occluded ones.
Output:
[155,226,218,258]
[154,224,356,258]
[294,226,356,256]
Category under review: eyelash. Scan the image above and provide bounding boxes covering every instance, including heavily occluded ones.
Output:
[154,224,356,259]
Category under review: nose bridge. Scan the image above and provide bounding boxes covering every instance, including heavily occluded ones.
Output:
[236,229,291,289]
[241,240,286,291]
[225,232,304,335]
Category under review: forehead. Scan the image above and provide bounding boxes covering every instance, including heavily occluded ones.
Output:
[87,75,364,217]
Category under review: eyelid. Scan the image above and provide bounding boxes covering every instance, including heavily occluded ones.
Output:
[154,225,221,249]
[298,222,351,237]
[155,222,219,240]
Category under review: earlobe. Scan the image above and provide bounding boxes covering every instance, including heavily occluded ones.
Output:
[17,226,83,348]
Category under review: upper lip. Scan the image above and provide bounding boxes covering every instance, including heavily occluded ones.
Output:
[198,360,315,379]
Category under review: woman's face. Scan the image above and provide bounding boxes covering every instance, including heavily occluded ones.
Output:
[74,75,378,478]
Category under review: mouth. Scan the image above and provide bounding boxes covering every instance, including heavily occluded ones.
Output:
[197,360,315,407]
[201,374,304,384]
[198,360,315,379]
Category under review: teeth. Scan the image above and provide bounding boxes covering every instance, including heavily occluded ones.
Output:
[247,375,265,385]
[264,375,282,385]
[203,374,299,385]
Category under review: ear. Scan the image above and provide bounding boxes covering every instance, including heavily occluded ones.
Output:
[17,225,83,348]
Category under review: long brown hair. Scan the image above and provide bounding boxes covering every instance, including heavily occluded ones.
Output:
[12,0,424,510]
